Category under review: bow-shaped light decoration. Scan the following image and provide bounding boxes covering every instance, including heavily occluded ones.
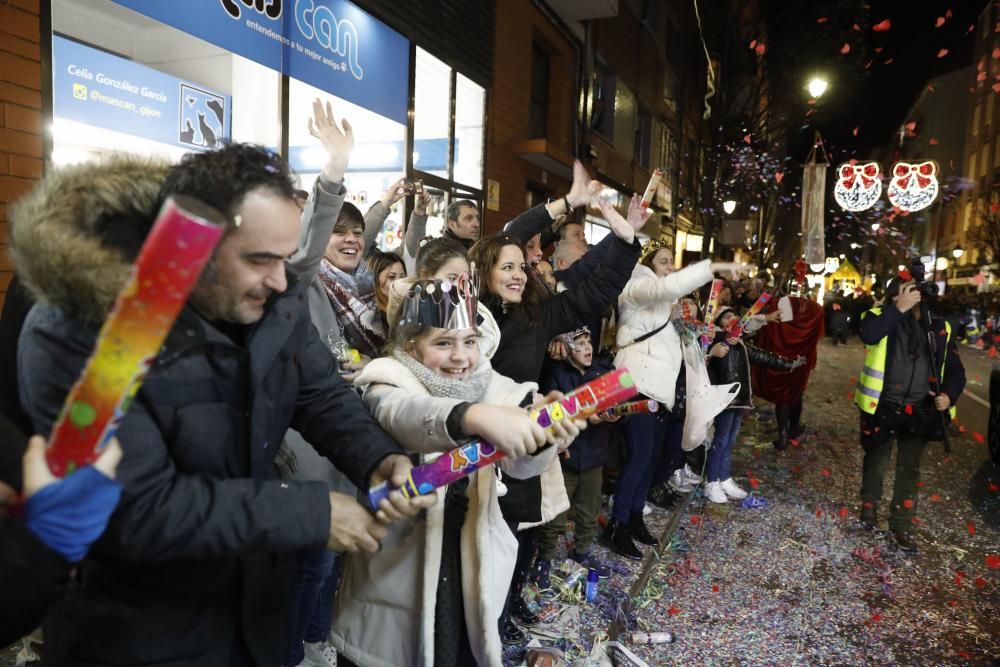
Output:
[834,161,881,212]
[887,161,938,212]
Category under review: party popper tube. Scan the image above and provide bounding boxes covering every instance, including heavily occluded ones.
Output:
[601,399,659,418]
[727,292,772,338]
[640,168,664,209]
[368,367,638,509]
[701,279,724,347]
[45,196,226,476]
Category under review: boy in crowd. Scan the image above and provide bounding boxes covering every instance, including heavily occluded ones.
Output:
[532,327,616,587]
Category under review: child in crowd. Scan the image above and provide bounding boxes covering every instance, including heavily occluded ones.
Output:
[532,327,617,587]
[330,277,585,667]
[705,306,802,503]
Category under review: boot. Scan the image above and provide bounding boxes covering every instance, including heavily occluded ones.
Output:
[529,558,551,590]
[500,615,526,644]
[609,521,642,560]
[600,517,618,546]
[773,405,790,451]
[789,399,805,440]
[859,503,877,530]
[629,512,659,547]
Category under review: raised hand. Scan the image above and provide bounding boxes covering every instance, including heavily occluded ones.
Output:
[709,262,753,281]
[566,160,603,210]
[308,98,354,182]
[599,196,648,245]
[379,177,409,209]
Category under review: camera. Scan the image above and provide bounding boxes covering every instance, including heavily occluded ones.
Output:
[908,257,939,299]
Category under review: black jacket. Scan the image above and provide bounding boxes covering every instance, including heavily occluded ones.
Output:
[859,304,966,445]
[707,333,795,407]
[541,359,615,472]
[0,274,34,488]
[443,226,475,250]
[12,156,404,666]
[488,236,640,384]
[0,412,74,647]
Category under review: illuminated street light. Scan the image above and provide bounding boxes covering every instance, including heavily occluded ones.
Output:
[871,223,880,231]
[935,256,950,272]
[807,77,829,99]
[722,199,737,215]
[952,246,964,259]
[772,262,779,269]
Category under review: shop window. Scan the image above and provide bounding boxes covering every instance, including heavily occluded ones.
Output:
[454,74,485,189]
[287,77,407,248]
[530,43,550,138]
[51,0,279,165]
[413,47,453,180]
[412,47,486,212]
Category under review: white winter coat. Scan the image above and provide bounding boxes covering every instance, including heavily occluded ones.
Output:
[330,357,557,667]
[614,259,715,407]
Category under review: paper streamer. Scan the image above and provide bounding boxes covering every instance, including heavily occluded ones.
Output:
[45,196,226,476]
[367,367,638,509]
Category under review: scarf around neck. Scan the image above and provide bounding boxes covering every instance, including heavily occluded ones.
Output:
[392,349,491,401]
[318,259,385,358]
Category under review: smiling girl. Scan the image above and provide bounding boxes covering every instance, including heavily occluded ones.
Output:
[330,278,584,667]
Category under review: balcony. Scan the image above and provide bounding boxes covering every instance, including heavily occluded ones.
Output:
[545,0,618,22]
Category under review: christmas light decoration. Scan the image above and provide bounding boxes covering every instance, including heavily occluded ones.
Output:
[834,161,881,211]
[887,161,938,212]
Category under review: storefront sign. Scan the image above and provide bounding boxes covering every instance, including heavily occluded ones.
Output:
[53,36,231,151]
[109,0,409,125]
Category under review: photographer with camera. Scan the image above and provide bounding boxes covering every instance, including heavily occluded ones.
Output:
[855,264,966,553]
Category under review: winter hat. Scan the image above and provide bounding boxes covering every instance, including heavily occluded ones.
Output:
[714,305,735,327]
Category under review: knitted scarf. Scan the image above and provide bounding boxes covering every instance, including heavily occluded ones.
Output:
[317,259,385,358]
[392,349,492,401]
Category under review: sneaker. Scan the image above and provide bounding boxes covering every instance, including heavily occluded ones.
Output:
[892,529,918,553]
[704,481,728,504]
[530,558,551,590]
[299,641,337,667]
[668,469,695,494]
[642,502,652,516]
[500,616,527,644]
[681,464,703,484]
[647,482,680,509]
[720,478,748,500]
[571,550,611,578]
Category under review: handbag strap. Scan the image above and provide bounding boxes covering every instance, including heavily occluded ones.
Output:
[618,319,671,351]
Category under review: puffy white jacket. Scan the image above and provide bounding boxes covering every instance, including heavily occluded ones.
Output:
[331,356,558,667]
[614,259,715,407]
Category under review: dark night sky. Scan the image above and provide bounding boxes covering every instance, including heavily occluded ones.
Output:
[766,0,986,163]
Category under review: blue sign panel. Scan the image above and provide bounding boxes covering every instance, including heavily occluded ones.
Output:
[53,36,231,151]
[108,0,410,125]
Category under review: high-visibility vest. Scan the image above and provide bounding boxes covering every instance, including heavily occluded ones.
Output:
[855,307,957,418]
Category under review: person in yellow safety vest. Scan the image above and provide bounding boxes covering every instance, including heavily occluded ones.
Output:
[855,274,966,554]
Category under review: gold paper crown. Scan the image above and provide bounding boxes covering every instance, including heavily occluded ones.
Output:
[639,238,671,263]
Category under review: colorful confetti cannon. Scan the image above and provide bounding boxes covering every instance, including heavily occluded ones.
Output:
[367,367,638,509]
[640,168,664,209]
[727,292,772,340]
[601,399,659,418]
[45,196,226,477]
[701,279,724,348]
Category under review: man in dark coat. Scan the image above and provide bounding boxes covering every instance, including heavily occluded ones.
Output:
[12,146,432,666]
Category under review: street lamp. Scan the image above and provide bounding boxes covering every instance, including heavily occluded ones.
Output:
[772,262,779,269]
[807,77,829,99]
[722,199,737,215]
[871,223,880,231]
[935,256,950,272]
[952,246,964,259]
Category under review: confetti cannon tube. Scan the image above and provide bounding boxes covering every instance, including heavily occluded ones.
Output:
[45,196,226,477]
[601,399,659,418]
[368,368,638,509]
[640,168,664,209]
[701,279,724,347]
[727,292,772,339]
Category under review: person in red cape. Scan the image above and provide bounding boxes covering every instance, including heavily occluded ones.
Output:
[751,294,825,450]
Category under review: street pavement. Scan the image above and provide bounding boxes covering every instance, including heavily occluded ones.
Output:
[611,338,1000,666]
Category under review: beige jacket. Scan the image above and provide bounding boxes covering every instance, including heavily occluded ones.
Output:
[330,357,556,667]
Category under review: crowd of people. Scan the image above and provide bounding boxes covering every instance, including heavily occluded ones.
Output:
[0,99,969,666]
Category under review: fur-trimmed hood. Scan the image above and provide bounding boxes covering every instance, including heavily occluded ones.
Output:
[10,154,171,325]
